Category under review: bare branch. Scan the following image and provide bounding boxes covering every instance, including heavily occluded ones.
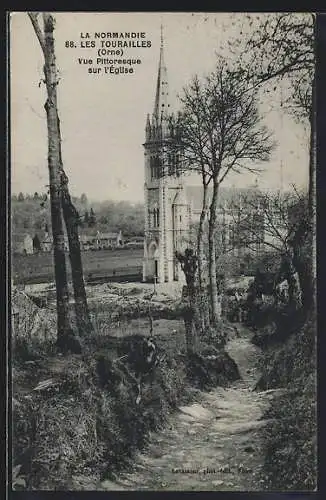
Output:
[28,12,46,55]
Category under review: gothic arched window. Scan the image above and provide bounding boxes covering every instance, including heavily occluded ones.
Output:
[152,208,160,228]
[150,157,155,179]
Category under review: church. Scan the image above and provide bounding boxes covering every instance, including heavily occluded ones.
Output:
[142,30,191,283]
[142,30,282,284]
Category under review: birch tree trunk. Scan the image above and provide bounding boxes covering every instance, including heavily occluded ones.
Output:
[197,183,210,331]
[186,284,200,353]
[29,13,73,344]
[197,183,208,290]
[208,180,221,326]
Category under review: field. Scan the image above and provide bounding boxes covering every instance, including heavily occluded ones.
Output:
[12,248,144,284]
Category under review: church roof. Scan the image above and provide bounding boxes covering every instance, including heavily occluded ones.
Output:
[185,185,264,211]
[153,26,171,121]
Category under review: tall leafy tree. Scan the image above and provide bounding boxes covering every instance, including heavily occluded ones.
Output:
[89,207,96,227]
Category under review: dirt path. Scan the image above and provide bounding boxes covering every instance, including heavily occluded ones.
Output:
[99,327,279,491]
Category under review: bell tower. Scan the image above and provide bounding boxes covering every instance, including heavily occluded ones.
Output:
[142,27,191,283]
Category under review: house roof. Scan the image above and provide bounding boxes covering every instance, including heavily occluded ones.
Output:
[12,233,32,247]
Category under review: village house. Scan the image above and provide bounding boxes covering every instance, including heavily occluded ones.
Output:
[79,230,124,250]
[79,234,93,251]
[12,234,34,255]
[32,231,69,253]
[94,230,123,249]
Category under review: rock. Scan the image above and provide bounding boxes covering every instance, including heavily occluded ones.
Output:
[178,404,214,421]
[187,428,196,436]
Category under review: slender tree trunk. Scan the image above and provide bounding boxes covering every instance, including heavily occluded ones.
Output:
[61,174,94,337]
[197,182,210,331]
[308,72,317,315]
[177,251,200,353]
[287,266,303,311]
[57,114,94,337]
[197,183,208,289]
[208,179,221,326]
[186,283,200,352]
[41,14,72,343]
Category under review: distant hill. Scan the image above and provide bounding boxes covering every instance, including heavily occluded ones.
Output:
[11,194,145,252]
[11,184,274,252]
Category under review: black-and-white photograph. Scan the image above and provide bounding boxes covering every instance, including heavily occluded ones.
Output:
[10,11,317,491]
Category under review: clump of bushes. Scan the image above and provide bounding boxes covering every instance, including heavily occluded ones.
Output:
[254,312,317,490]
[12,341,188,490]
[185,345,240,390]
[12,288,242,490]
[262,374,316,490]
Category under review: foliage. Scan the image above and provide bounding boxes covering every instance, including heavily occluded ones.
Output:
[254,313,317,490]
[230,188,309,256]
[80,193,88,205]
[89,207,96,227]
[12,329,189,490]
[227,13,314,121]
[12,196,145,242]
[12,309,241,490]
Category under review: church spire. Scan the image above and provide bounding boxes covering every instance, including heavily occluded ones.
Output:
[153,25,170,121]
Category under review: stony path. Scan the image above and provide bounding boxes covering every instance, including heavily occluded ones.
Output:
[98,328,281,491]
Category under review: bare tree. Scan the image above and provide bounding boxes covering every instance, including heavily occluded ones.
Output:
[28,12,93,347]
[179,60,274,326]
[178,79,212,291]
[226,12,316,311]
[230,189,310,309]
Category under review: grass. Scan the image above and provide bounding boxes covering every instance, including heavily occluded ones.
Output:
[12,333,188,490]
[12,248,143,284]
[12,289,241,491]
[253,310,317,491]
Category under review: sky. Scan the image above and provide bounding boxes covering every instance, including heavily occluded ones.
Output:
[10,12,310,203]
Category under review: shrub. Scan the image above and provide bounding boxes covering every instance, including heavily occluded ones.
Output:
[255,312,317,490]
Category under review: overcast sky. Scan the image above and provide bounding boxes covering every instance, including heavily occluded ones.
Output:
[10,12,310,202]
